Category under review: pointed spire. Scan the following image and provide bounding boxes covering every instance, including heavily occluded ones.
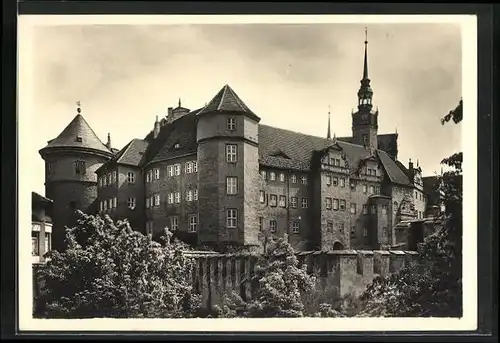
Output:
[155,115,159,123]
[178,98,181,108]
[327,105,332,140]
[363,27,369,80]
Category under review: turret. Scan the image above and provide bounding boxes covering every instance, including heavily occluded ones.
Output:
[195,84,261,251]
[38,102,114,251]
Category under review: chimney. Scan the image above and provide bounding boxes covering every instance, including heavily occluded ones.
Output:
[106,133,112,150]
[409,158,414,175]
[166,107,174,123]
[153,115,161,139]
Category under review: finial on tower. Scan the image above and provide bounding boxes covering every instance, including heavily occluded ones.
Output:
[363,27,369,80]
[76,101,82,114]
[178,98,182,108]
[365,26,368,44]
[417,159,420,167]
[327,105,332,140]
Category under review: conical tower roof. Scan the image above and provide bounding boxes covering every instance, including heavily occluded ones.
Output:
[197,84,260,121]
[40,114,113,157]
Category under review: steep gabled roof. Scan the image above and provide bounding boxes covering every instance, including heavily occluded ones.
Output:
[196,84,260,121]
[259,125,412,186]
[144,109,203,166]
[40,114,113,156]
[337,133,398,159]
[97,138,149,173]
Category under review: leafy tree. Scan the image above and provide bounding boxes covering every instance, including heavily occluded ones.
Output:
[355,99,463,317]
[35,211,202,318]
[213,234,317,318]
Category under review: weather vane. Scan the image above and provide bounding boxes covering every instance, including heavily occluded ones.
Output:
[76,101,81,114]
[365,27,368,44]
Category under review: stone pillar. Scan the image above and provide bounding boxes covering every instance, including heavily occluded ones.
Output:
[389,251,406,273]
[373,250,390,277]
[200,257,210,308]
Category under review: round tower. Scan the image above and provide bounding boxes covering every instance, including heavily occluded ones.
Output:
[39,103,114,251]
[196,84,261,251]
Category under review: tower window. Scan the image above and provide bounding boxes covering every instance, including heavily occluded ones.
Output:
[226,209,238,228]
[301,176,307,185]
[259,191,266,204]
[301,198,308,208]
[363,134,368,146]
[279,195,286,208]
[188,214,198,233]
[292,222,300,234]
[269,220,277,233]
[227,117,236,131]
[74,161,86,175]
[290,197,297,208]
[226,144,238,163]
[186,189,193,202]
[170,216,179,231]
[75,136,83,142]
[269,194,277,207]
[127,197,136,209]
[333,199,339,210]
[127,172,135,183]
[325,197,332,210]
[291,174,297,183]
[226,176,238,195]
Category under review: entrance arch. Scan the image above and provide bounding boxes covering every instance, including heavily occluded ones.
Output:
[332,241,344,250]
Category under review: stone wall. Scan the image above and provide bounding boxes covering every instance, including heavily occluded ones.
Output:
[186,249,419,310]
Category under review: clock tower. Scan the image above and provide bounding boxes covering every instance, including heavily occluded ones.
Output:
[352,28,378,150]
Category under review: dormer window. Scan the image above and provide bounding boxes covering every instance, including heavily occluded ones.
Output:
[174,143,180,149]
[227,117,236,131]
[75,136,83,142]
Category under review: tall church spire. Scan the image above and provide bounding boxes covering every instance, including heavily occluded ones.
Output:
[327,105,332,140]
[357,27,373,110]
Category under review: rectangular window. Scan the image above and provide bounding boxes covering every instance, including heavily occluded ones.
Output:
[259,217,264,231]
[103,200,108,210]
[99,201,104,212]
[226,144,238,163]
[154,194,160,207]
[167,193,174,204]
[270,172,276,181]
[350,227,356,238]
[301,198,308,208]
[279,195,286,208]
[227,209,237,228]
[291,174,297,183]
[382,205,388,215]
[350,203,357,214]
[226,176,238,195]
[186,190,193,202]
[363,204,368,214]
[174,192,181,204]
[350,181,356,191]
[292,222,300,234]
[32,232,39,256]
[227,117,236,131]
[174,164,181,176]
[340,199,346,211]
[325,197,332,210]
[383,227,388,237]
[259,191,266,203]
[333,198,339,210]
[327,221,333,233]
[167,165,174,177]
[279,173,285,182]
[269,220,277,233]
[335,159,341,167]
[127,197,136,209]
[301,176,307,185]
[332,176,338,186]
[107,173,112,185]
[415,191,418,199]
[291,197,297,208]
[363,228,368,237]
[108,198,113,210]
[326,175,331,186]
[154,168,159,180]
[45,233,51,254]
[185,162,193,174]
[127,172,135,183]
[74,161,86,175]
[363,184,368,193]
[371,205,377,214]
[113,171,117,183]
[194,189,198,201]
[193,161,198,173]
[188,215,198,233]
[369,185,374,194]
[338,222,345,233]
[270,194,277,207]
[146,221,153,236]
[148,170,153,182]
[261,170,267,180]
[170,216,179,231]
[340,177,345,187]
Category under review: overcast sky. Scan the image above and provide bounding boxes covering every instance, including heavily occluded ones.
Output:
[28,23,462,195]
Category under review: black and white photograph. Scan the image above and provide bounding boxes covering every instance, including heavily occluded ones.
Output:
[17,14,477,332]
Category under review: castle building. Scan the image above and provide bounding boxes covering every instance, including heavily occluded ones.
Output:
[40,34,434,253]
